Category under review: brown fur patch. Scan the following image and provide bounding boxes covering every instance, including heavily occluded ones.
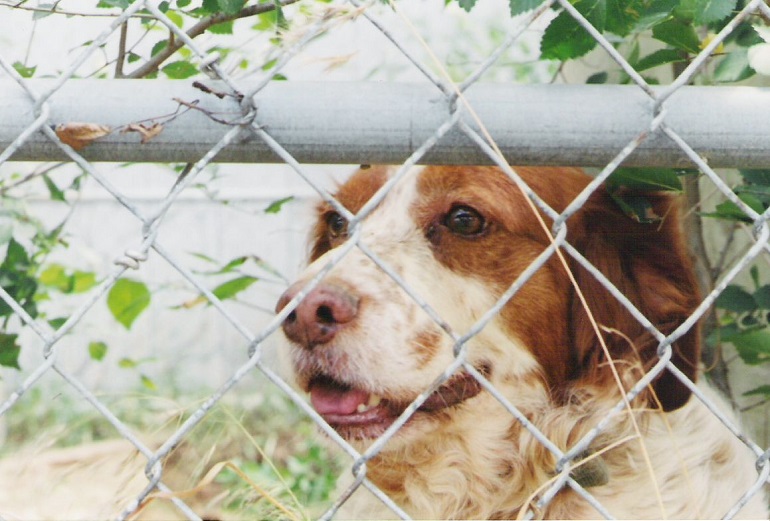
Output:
[409,165,700,411]
[310,166,390,261]
[411,328,443,369]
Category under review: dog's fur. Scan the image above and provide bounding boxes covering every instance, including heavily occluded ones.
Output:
[277,165,769,519]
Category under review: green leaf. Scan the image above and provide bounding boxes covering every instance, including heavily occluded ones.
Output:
[217,0,245,15]
[751,265,761,291]
[88,341,108,361]
[177,0,192,7]
[605,0,641,37]
[212,275,258,301]
[702,193,765,223]
[118,357,137,368]
[39,264,69,291]
[151,40,168,57]
[161,60,198,79]
[635,48,687,72]
[252,10,280,31]
[607,167,683,192]
[541,0,606,61]
[692,0,737,25]
[273,0,288,30]
[12,61,36,78]
[107,278,151,329]
[586,71,608,83]
[652,18,701,54]
[97,0,133,8]
[261,58,279,71]
[218,256,248,274]
[0,224,11,247]
[32,5,56,19]
[164,10,184,27]
[71,271,97,293]
[0,239,38,319]
[42,174,66,202]
[2,238,31,272]
[609,192,661,223]
[716,285,757,313]
[707,322,741,347]
[48,317,67,329]
[140,374,157,390]
[743,384,770,397]
[457,0,477,11]
[740,169,770,186]
[633,0,677,32]
[730,329,770,365]
[264,196,294,214]
[39,265,97,294]
[753,285,770,309]
[0,333,21,369]
[201,0,219,13]
[714,49,754,83]
[192,254,255,276]
[208,21,234,34]
[190,252,218,264]
[508,0,544,16]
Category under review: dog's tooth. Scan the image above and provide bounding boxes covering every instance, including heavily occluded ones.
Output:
[355,395,382,414]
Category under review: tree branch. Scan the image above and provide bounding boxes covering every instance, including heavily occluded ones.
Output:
[127,0,301,79]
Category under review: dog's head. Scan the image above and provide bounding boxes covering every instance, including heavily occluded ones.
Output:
[276,165,700,445]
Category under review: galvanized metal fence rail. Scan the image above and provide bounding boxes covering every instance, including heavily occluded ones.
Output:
[0,0,769,519]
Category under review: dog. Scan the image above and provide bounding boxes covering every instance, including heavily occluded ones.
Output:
[276,165,769,519]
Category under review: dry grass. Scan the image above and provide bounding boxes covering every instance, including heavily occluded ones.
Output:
[0,384,342,520]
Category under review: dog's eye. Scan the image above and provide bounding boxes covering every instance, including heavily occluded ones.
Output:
[326,211,348,239]
[444,205,485,236]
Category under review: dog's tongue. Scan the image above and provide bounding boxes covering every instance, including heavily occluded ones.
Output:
[310,379,369,416]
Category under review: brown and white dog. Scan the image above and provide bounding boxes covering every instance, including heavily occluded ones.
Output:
[276,165,769,519]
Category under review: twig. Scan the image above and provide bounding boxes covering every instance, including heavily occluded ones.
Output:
[171,97,244,126]
[2,1,156,18]
[0,163,65,195]
[115,21,128,78]
[740,397,770,413]
[712,221,739,278]
[127,0,302,79]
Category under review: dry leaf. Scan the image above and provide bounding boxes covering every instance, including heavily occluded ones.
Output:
[316,52,357,72]
[54,122,111,150]
[122,122,164,144]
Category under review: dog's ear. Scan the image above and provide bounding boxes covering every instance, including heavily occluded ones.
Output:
[568,189,701,411]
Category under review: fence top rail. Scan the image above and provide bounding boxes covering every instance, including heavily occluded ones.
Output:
[2,79,770,168]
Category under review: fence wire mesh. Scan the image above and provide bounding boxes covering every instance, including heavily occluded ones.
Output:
[0,0,769,519]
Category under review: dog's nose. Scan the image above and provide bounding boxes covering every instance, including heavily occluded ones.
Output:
[275,282,360,349]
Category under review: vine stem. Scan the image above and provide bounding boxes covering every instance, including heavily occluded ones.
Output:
[127,0,302,79]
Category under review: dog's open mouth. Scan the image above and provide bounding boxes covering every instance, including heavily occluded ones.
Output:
[308,372,483,439]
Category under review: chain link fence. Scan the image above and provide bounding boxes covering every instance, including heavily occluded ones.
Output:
[1,0,770,519]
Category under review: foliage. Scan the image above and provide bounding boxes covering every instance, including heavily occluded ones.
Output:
[456,0,761,84]
[704,172,770,399]
[0,0,298,373]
